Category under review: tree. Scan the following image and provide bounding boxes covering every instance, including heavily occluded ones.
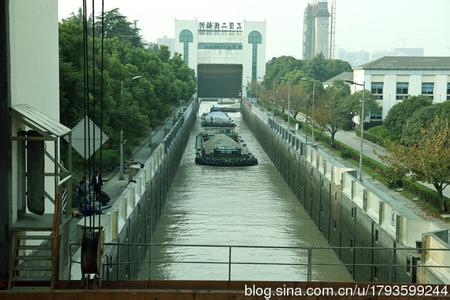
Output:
[341,90,382,126]
[263,54,352,89]
[401,101,450,145]
[303,54,352,82]
[59,8,196,156]
[314,82,351,148]
[384,96,432,139]
[263,56,303,88]
[96,8,143,47]
[380,118,450,212]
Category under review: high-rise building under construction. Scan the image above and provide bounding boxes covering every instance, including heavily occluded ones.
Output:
[303,0,335,60]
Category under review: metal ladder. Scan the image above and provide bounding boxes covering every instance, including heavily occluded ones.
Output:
[8,231,54,288]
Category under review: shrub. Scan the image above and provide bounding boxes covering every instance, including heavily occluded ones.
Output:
[368,125,394,139]
[384,96,432,138]
[380,166,404,188]
[355,125,396,147]
[340,149,352,159]
[402,178,449,209]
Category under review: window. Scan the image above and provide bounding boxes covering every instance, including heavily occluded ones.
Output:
[374,228,379,243]
[371,82,383,99]
[421,82,434,98]
[396,82,409,100]
[447,83,450,100]
[406,257,411,274]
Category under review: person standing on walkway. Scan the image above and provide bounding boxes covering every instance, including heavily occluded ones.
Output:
[91,171,103,195]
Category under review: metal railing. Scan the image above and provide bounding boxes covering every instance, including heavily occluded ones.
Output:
[69,243,450,283]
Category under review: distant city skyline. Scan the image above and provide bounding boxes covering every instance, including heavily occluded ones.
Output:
[336,47,425,66]
[58,0,450,61]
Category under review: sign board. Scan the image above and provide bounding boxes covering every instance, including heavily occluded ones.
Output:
[67,116,109,159]
[198,21,243,32]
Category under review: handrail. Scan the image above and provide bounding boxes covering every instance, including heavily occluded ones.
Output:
[69,242,450,282]
[51,191,62,288]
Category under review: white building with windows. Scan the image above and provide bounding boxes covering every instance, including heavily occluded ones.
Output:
[353,57,450,118]
[174,19,266,99]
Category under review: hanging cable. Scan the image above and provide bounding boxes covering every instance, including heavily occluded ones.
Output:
[82,0,88,232]
[91,0,96,231]
[86,1,93,229]
[99,0,105,229]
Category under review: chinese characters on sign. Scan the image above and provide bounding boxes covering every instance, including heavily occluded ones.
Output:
[199,21,243,31]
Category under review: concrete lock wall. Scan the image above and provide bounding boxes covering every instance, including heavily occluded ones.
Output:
[240,100,443,284]
[106,100,199,280]
[71,99,199,280]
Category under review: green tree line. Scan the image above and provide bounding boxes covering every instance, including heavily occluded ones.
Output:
[59,8,196,165]
[380,97,450,211]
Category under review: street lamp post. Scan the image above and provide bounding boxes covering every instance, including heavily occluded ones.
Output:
[119,129,124,179]
[245,76,263,103]
[287,83,291,131]
[119,75,144,180]
[311,80,316,144]
[272,96,275,121]
[297,77,317,145]
[346,80,365,181]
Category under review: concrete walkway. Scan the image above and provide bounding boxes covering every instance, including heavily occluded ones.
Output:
[334,130,450,198]
[256,104,449,227]
[68,107,184,248]
[102,107,183,203]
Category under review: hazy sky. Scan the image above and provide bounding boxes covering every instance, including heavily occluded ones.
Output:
[58,0,450,60]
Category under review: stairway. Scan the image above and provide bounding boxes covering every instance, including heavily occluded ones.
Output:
[9,231,53,288]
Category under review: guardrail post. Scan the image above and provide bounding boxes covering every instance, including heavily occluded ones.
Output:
[128,238,131,279]
[148,244,152,280]
[116,240,120,280]
[307,247,312,282]
[102,256,107,281]
[228,246,232,281]
[106,255,110,280]
[69,244,73,280]
[390,248,395,283]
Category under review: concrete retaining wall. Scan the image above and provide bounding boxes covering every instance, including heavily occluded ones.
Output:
[241,100,446,284]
